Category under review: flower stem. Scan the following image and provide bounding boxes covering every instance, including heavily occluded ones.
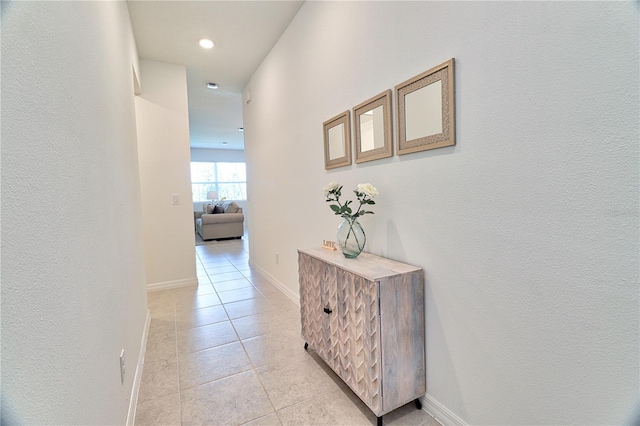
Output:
[343,218,362,252]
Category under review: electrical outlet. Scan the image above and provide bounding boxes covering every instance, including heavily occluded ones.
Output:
[275,252,279,265]
[119,350,125,384]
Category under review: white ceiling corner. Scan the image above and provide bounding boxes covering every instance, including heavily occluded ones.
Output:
[127,0,304,150]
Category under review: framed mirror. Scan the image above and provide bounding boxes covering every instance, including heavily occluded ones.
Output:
[323,110,352,170]
[354,90,393,163]
[396,58,455,155]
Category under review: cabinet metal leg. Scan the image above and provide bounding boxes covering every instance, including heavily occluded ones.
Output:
[304,342,308,350]
[414,398,422,410]
[377,416,382,426]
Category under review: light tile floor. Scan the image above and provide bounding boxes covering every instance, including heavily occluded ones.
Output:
[135,238,438,426]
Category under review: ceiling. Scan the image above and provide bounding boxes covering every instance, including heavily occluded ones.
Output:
[127,1,304,151]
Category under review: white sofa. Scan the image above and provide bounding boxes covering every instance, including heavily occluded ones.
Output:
[195,201,244,240]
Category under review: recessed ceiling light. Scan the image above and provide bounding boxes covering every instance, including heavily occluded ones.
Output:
[199,39,214,49]
[237,127,244,132]
[207,83,218,89]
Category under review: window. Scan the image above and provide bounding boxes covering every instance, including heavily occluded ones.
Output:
[191,162,247,202]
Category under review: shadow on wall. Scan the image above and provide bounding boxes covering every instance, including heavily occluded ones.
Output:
[385,221,407,261]
[1,396,20,425]
[387,219,470,421]
[424,282,468,423]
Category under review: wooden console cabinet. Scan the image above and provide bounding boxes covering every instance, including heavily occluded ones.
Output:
[298,248,425,424]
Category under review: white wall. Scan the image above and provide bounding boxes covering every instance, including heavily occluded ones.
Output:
[1,2,148,423]
[243,2,639,424]
[135,59,197,289]
[190,148,246,163]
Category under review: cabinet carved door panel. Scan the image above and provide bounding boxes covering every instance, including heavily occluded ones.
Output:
[299,254,324,357]
[335,269,381,413]
[321,260,339,370]
[299,254,338,364]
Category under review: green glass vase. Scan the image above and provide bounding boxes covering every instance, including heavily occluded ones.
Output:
[337,217,366,258]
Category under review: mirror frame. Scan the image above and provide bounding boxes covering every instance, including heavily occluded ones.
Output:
[323,110,352,170]
[396,58,455,155]
[353,89,393,164]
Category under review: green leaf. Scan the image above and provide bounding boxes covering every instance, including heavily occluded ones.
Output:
[330,205,340,213]
[368,200,376,205]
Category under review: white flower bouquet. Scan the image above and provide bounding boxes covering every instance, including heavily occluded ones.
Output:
[323,182,378,219]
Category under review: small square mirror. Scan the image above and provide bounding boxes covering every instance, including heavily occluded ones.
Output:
[354,90,393,164]
[396,58,455,155]
[323,110,352,170]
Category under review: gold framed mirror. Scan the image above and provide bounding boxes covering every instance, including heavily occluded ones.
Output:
[396,58,455,155]
[354,90,393,164]
[323,110,352,170]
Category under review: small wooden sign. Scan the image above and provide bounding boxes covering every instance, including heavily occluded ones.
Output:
[322,240,337,251]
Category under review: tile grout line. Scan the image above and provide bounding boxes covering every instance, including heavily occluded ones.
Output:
[172,297,184,426]
[145,243,297,425]
[231,293,286,426]
[179,250,205,425]
[197,244,283,423]
[176,364,255,393]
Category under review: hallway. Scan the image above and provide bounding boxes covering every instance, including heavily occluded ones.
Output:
[134,238,436,425]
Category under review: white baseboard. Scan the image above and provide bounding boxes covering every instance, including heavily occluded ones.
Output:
[146,277,197,292]
[248,259,300,306]
[423,394,467,426]
[127,309,151,426]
